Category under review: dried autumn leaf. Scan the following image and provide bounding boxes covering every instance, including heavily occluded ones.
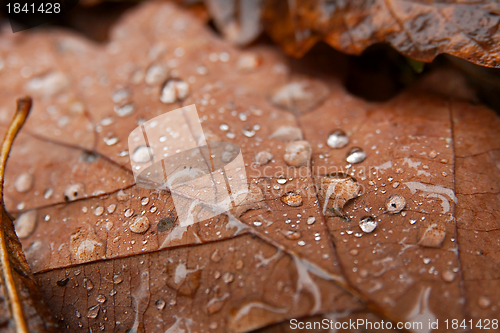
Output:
[0,98,58,332]
[0,3,498,333]
[206,0,500,67]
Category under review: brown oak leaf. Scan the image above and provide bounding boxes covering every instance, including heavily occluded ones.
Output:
[0,2,498,332]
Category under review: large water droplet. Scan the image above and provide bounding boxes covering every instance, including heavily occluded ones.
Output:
[145,64,169,86]
[64,183,84,201]
[385,194,406,214]
[284,140,312,167]
[160,79,189,104]
[86,304,100,319]
[15,173,33,193]
[327,129,349,149]
[132,146,153,163]
[129,216,150,234]
[281,191,303,207]
[359,216,377,233]
[346,147,366,164]
[15,210,37,239]
[255,151,272,165]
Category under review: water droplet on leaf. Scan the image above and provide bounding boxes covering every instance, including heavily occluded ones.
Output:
[284,140,312,167]
[359,216,377,233]
[346,147,366,164]
[327,129,349,148]
[129,216,150,234]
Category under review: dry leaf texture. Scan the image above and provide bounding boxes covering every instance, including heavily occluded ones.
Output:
[0,2,498,332]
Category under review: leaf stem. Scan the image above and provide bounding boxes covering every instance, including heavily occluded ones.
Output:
[0,97,32,333]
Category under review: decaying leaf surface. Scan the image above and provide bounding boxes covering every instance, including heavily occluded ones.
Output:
[206,0,500,68]
[0,2,499,332]
[0,98,58,332]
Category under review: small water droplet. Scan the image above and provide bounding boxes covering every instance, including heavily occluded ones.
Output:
[96,294,107,303]
[129,216,150,234]
[281,191,303,207]
[242,126,255,137]
[103,136,119,146]
[124,209,134,218]
[84,278,94,290]
[156,299,166,310]
[277,176,287,185]
[140,197,149,206]
[86,304,100,319]
[107,204,116,214]
[284,230,302,240]
[222,272,234,283]
[235,260,243,270]
[219,123,229,131]
[210,250,221,263]
[428,150,438,159]
[56,277,69,287]
[392,182,400,188]
[109,289,117,296]
[253,221,262,227]
[359,216,377,233]
[346,147,366,164]
[255,151,273,165]
[327,129,349,148]
[15,173,33,193]
[160,79,189,104]
[478,296,491,309]
[150,206,157,213]
[298,240,306,246]
[112,89,130,103]
[94,206,104,216]
[284,140,312,167]
[44,188,53,199]
[112,275,123,284]
[114,103,135,117]
[441,270,455,283]
[306,216,316,225]
[385,194,406,214]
